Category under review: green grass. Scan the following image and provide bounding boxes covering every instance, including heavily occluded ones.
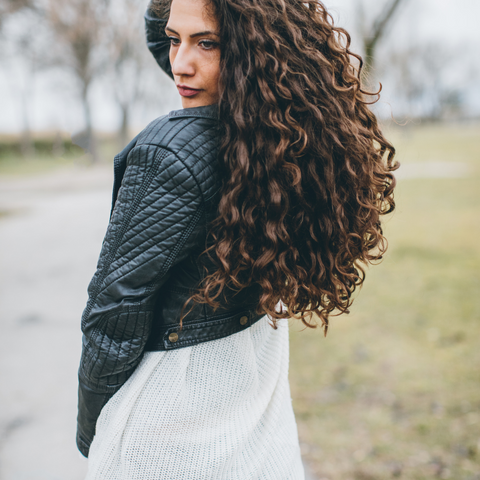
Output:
[0,135,119,176]
[0,153,76,176]
[289,122,480,480]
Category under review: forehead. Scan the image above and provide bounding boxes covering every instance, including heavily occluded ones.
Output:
[168,0,218,32]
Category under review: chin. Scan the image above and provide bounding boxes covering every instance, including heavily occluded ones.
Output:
[181,95,216,109]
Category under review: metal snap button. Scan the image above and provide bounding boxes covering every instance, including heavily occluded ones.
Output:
[240,315,248,326]
[168,332,179,343]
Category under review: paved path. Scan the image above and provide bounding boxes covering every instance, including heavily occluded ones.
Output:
[0,164,317,480]
[0,165,111,480]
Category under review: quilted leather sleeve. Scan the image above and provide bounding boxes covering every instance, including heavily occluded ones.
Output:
[76,144,205,457]
[144,2,173,80]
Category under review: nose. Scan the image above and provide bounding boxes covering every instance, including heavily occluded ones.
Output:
[171,43,195,78]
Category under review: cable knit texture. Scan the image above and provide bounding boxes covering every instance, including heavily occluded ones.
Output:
[85,315,305,479]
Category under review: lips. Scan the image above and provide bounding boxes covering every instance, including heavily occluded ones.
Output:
[177,85,201,97]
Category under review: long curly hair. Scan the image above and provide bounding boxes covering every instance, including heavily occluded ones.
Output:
[152,0,398,335]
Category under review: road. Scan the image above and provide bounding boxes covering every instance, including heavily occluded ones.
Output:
[0,164,111,480]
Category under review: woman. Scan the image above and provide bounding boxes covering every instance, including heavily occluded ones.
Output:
[77,0,397,477]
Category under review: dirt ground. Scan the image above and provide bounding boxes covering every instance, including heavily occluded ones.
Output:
[0,163,316,480]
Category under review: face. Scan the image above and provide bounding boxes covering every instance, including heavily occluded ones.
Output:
[166,0,221,108]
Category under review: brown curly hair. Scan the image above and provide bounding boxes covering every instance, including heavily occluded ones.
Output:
[152,0,398,335]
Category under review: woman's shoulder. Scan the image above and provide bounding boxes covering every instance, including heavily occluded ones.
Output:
[124,104,220,200]
[135,104,219,161]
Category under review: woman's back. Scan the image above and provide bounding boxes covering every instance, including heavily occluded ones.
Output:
[77,104,268,457]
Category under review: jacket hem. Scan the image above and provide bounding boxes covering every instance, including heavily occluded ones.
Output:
[145,310,266,351]
[77,434,91,458]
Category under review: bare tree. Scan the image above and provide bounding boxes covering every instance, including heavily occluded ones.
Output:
[0,6,43,157]
[3,0,170,160]
[355,0,408,80]
[105,0,152,149]
[104,0,178,149]
[15,33,37,157]
[38,0,111,162]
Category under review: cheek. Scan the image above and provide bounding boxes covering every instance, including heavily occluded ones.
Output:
[205,54,221,91]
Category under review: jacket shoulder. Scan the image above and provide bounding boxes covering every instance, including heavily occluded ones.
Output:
[134,112,220,201]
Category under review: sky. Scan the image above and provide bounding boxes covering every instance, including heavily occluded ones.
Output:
[0,0,479,134]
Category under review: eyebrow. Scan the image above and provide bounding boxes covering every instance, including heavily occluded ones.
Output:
[165,26,220,38]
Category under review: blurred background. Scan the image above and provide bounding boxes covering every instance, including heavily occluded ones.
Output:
[0,0,478,479]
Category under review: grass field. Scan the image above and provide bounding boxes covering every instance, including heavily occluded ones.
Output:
[289,122,480,480]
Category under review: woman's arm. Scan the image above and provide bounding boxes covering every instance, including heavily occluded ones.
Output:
[144,2,173,80]
[76,142,204,457]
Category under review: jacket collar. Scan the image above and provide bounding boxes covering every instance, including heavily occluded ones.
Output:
[168,103,219,120]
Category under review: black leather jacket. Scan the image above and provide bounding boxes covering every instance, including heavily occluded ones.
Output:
[76,10,265,459]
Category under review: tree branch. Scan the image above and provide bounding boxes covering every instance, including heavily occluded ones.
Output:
[365,0,405,53]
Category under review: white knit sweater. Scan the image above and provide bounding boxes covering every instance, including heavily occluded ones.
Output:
[84,314,305,480]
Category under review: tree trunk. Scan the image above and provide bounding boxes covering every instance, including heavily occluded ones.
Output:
[20,89,34,158]
[118,103,129,150]
[362,0,406,81]
[81,83,99,163]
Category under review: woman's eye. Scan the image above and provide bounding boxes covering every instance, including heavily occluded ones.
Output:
[168,36,180,46]
[199,40,218,50]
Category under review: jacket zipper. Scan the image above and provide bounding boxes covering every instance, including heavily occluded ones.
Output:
[82,148,169,324]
